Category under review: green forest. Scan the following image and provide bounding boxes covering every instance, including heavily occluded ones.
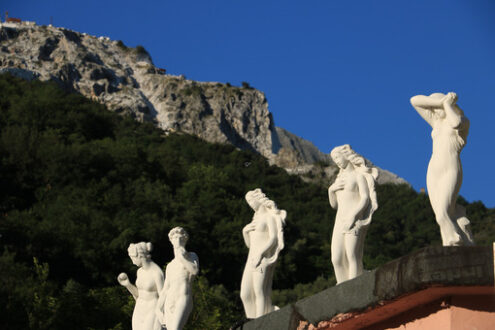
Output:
[0,74,494,329]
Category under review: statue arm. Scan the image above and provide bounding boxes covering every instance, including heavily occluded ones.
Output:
[243,222,256,248]
[258,216,278,262]
[117,272,139,300]
[442,93,462,128]
[345,174,370,231]
[328,177,345,209]
[410,95,442,127]
[159,276,169,301]
[156,276,169,325]
[176,249,199,275]
[355,174,371,216]
[126,284,139,300]
[328,186,338,209]
[154,267,165,294]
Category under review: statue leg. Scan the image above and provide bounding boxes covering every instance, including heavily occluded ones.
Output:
[262,265,275,314]
[331,229,348,283]
[450,166,475,245]
[355,227,368,276]
[344,233,361,280]
[455,205,475,246]
[252,270,267,317]
[164,300,176,330]
[165,296,191,330]
[240,267,256,318]
[427,166,462,246]
[131,308,139,330]
[133,298,159,330]
[430,198,461,245]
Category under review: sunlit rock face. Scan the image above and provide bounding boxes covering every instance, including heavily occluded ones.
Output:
[0,23,407,185]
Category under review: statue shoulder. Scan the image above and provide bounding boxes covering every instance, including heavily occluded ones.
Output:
[187,252,199,263]
[272,209,287,228]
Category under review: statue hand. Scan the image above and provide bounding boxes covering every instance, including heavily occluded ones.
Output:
[117,272,130,287]
[243,222,256,233]
[449,92,458,103]
[155,303,165,325]
[342,218,356,232]
[249,254,262,269]
[329,179,345,192]
[443,92,457,106]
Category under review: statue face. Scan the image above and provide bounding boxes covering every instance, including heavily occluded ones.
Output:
[170,234,185,249]
[331,152,348,169]
[129,254,142,267]
[246,195,262,211]
[264,200,276,209]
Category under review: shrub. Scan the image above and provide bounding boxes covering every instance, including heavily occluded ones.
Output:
[241,81,252,89]
[135,45,149,56]
[116,40,127,50]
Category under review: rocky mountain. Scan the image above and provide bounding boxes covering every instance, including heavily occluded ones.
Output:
[0,21,407,185]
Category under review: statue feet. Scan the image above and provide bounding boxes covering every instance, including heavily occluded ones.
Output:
[441,230,462,247]
[457,216,475,246]
[446,236,462,246]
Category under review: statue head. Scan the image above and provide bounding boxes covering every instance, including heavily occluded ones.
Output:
[245,188,278,212]
[330,144,378,178]
[330,144,366,170]
[168,226,189,249]
[127,242,152,266]
[429,92,464,118]
[429,93,447,118]
[330,145,350,169]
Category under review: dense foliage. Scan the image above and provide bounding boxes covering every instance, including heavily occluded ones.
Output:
[0,74,493,329]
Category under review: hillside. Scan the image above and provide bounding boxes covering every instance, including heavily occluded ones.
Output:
[0,22,406,185]
[0,75,494,329]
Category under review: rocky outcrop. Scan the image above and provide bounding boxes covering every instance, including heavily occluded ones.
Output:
[274,127,330,167]
[0,23,408,185]
[273,127,408,185]
[0,24,277,158]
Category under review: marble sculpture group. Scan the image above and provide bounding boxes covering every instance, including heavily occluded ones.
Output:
[118,92,474,328]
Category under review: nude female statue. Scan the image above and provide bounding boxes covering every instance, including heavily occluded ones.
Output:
[156,227,199,330]
[328,145,378,284]
[117,242,164,330]
[410,92,474,246]
[240,188,286,318]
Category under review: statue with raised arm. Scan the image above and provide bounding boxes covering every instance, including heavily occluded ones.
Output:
[328,144,378,284]
[410,92,474,246]
[156,227,199,330]
[240,188,286,318]
[117,242,164,330]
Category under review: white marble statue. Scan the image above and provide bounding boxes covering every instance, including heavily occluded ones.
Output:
[118,242,164,330]
[156,227,199,330]
[410,92,474,246]
[328,145,378,284]
[240,188,286,319]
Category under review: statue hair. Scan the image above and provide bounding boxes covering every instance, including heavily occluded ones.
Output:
[330,144,378,179]
[168,226,189,243]
[128,242,153,259]
[428,92,465,120]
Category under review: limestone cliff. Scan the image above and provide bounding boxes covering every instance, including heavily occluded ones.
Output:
[0,22,407,185]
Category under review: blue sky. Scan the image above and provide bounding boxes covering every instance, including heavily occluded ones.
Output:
[5,1,495,206]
